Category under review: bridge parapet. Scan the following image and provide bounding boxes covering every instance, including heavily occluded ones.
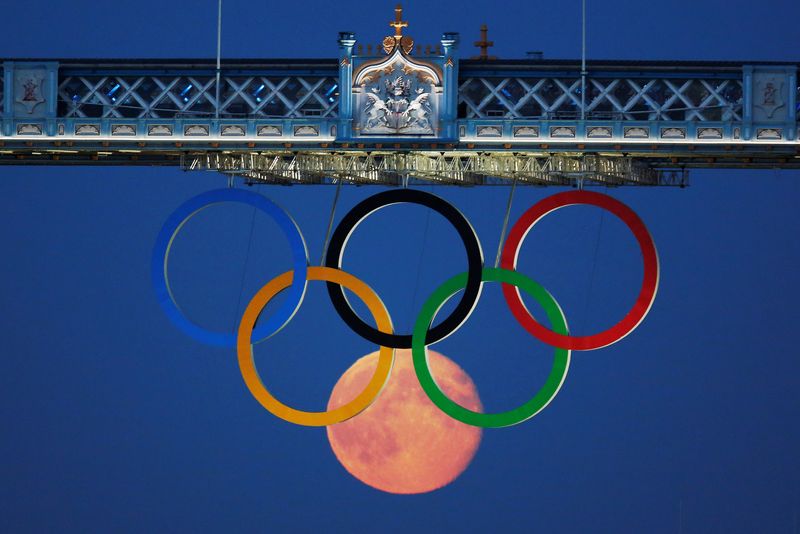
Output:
[1,16,798,174]
[2,58,797,143]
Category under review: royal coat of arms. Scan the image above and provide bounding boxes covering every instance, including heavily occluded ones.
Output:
[363,75,433,134]
[349,5,443,137]
[15,70,46,114]
[754,76,786,120]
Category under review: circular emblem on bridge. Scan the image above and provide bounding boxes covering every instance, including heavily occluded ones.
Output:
[500,190,660,351]
[412,267,571,428]
[151,188,309,347]
[237,266,394,427]
[324,189,484,349]
[152,187,660,428]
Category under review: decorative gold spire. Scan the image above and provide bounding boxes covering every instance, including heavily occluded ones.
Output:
[472,24,496,60]
[383,4,414,55]
[389,4,408,37]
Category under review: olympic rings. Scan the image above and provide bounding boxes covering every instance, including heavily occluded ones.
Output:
[324,189,484,348]
[412,267,570,428]
[155,187,659,428]
[500,190,659,351]
[237,266,394,426]
[152,188,308,347]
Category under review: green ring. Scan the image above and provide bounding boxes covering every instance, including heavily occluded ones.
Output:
[412,267,571,428]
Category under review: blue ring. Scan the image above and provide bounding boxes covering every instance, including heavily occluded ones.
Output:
[151,188,308,347]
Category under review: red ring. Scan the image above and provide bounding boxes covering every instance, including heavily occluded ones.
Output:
[500,190,659,351]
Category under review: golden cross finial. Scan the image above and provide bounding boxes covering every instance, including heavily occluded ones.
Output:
[382,4,414,55]
[473,24,496,60]
[390,4,408,38]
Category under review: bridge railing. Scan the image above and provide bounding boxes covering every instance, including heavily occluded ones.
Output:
[458,76,744,122]
[0,59,797,149]
[56,73,340,119]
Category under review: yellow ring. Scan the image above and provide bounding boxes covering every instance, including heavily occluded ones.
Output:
[237,266,394,426]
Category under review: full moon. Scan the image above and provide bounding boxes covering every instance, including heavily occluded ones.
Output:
[326,348,482,494]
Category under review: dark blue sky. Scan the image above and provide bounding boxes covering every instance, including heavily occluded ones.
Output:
[1,1,799,532]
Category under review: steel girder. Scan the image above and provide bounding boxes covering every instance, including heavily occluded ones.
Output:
[57,72,743,123]
[458,76,744,121]
[57,74,339,119]
[182,152,680,187]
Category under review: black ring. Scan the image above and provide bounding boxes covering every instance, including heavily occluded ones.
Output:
[325,189,484,348]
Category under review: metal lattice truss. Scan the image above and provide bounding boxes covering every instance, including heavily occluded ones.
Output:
[183,152,682,186]
[459,77,743,121]
[57,74,339,119]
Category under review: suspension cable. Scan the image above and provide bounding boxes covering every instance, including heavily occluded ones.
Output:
[580,0,587,121]
[408,184,433,330]
[215,0,222,120]
[579,208,604,335]
[231,184,259,334]
[319,178,343,265]
[494,176,518,268]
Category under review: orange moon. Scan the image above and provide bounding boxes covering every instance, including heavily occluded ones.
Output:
[326,348,482,494]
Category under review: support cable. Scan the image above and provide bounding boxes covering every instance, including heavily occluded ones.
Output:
[231,186,259,334]
[215,0,222,120]
[494,176,518,268]
[580,0,587,121]
[319,178,343,265]
[408,184,433,331]
[579,208,604,335]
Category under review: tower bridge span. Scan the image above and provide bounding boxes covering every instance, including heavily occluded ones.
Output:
[1,9,797,186]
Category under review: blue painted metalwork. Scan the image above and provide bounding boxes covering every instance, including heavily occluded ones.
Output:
[0,21,797,174]
[338,32,356,140]
[1,55,795,146]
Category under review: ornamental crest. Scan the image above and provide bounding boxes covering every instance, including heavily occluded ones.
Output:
[753,75,786,120]
[363,75,433,134]
[349,5,444,137]
[15,70,46,114]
